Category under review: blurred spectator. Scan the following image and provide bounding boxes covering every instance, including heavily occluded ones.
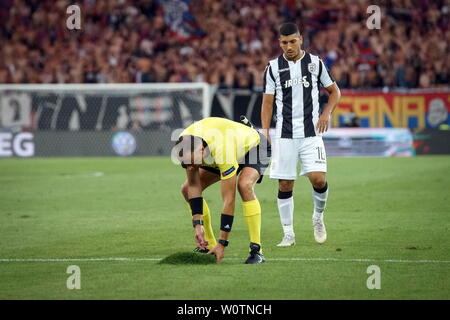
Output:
[0,0,448,90]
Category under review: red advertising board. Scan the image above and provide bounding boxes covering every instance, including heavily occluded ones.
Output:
[333,92,450,129]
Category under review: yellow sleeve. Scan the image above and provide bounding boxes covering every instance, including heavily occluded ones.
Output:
[213,145,239,180]
[218,162,239,180]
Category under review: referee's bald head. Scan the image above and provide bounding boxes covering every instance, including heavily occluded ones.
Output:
[279,23,300,36]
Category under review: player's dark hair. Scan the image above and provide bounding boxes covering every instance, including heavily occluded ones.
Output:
[279,22,300,36]
[174,135,206,167]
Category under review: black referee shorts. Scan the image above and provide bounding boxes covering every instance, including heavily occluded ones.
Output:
[200,132,271,184]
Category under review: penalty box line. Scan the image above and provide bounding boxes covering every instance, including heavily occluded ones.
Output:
[0,257,449,264]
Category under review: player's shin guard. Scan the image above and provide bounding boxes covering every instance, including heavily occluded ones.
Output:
[312,183,328,220]
[186,200,217,249]
[242,199,262,252]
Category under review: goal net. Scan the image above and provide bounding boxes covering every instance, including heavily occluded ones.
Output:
[0,83,210,157]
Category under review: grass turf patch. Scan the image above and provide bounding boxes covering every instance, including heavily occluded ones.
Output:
[159,252,217,265]
[0,156,449,299]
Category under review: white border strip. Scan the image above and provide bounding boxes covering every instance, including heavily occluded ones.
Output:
[0,257,449,264]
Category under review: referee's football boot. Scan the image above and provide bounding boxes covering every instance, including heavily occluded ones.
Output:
[244,242,265,264]
[193,247,209,254]
[193,247,216,257]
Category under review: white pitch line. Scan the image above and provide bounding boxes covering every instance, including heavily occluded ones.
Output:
[0,258,162,262]
[265,258,450,263]
[0,257,449,264]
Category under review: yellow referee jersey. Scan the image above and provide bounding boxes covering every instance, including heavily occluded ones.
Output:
[179,117,260,180]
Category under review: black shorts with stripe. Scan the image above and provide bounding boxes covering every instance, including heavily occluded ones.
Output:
[201,132,271,184]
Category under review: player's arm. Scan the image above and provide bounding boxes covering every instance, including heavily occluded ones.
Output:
[185,165,208,248]
[317,60,341,133]
[261,63,276,141]
[317,83,341,133]
[185,165,202,209]
[220,173,237,218]
[261,93,274,142]
[208,174,237,263]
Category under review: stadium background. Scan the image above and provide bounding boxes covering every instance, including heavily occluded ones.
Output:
[0,0,449,300]
[0,0,449,157]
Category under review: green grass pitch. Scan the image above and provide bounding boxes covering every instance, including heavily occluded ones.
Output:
[0,156,449,299]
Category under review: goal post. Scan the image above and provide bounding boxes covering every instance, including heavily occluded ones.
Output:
[0,83,211,157]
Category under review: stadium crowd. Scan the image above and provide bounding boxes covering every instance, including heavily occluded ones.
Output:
[0,0,448,89]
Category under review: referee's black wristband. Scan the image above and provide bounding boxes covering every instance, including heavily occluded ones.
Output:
[218,239,229,247]
[192,220,204,227]
[189,197,203,216]
[220,213,234,232]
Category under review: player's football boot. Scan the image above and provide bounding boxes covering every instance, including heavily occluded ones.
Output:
[244,242,265,264]
[277,234,296,247]
[313,216,327,244]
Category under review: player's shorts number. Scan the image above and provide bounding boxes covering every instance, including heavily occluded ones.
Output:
[316,147,325,160]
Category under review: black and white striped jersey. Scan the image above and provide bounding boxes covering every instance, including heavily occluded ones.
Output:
[263,52,335,139]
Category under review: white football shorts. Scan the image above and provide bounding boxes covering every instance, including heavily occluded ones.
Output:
[269,136,327,180]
